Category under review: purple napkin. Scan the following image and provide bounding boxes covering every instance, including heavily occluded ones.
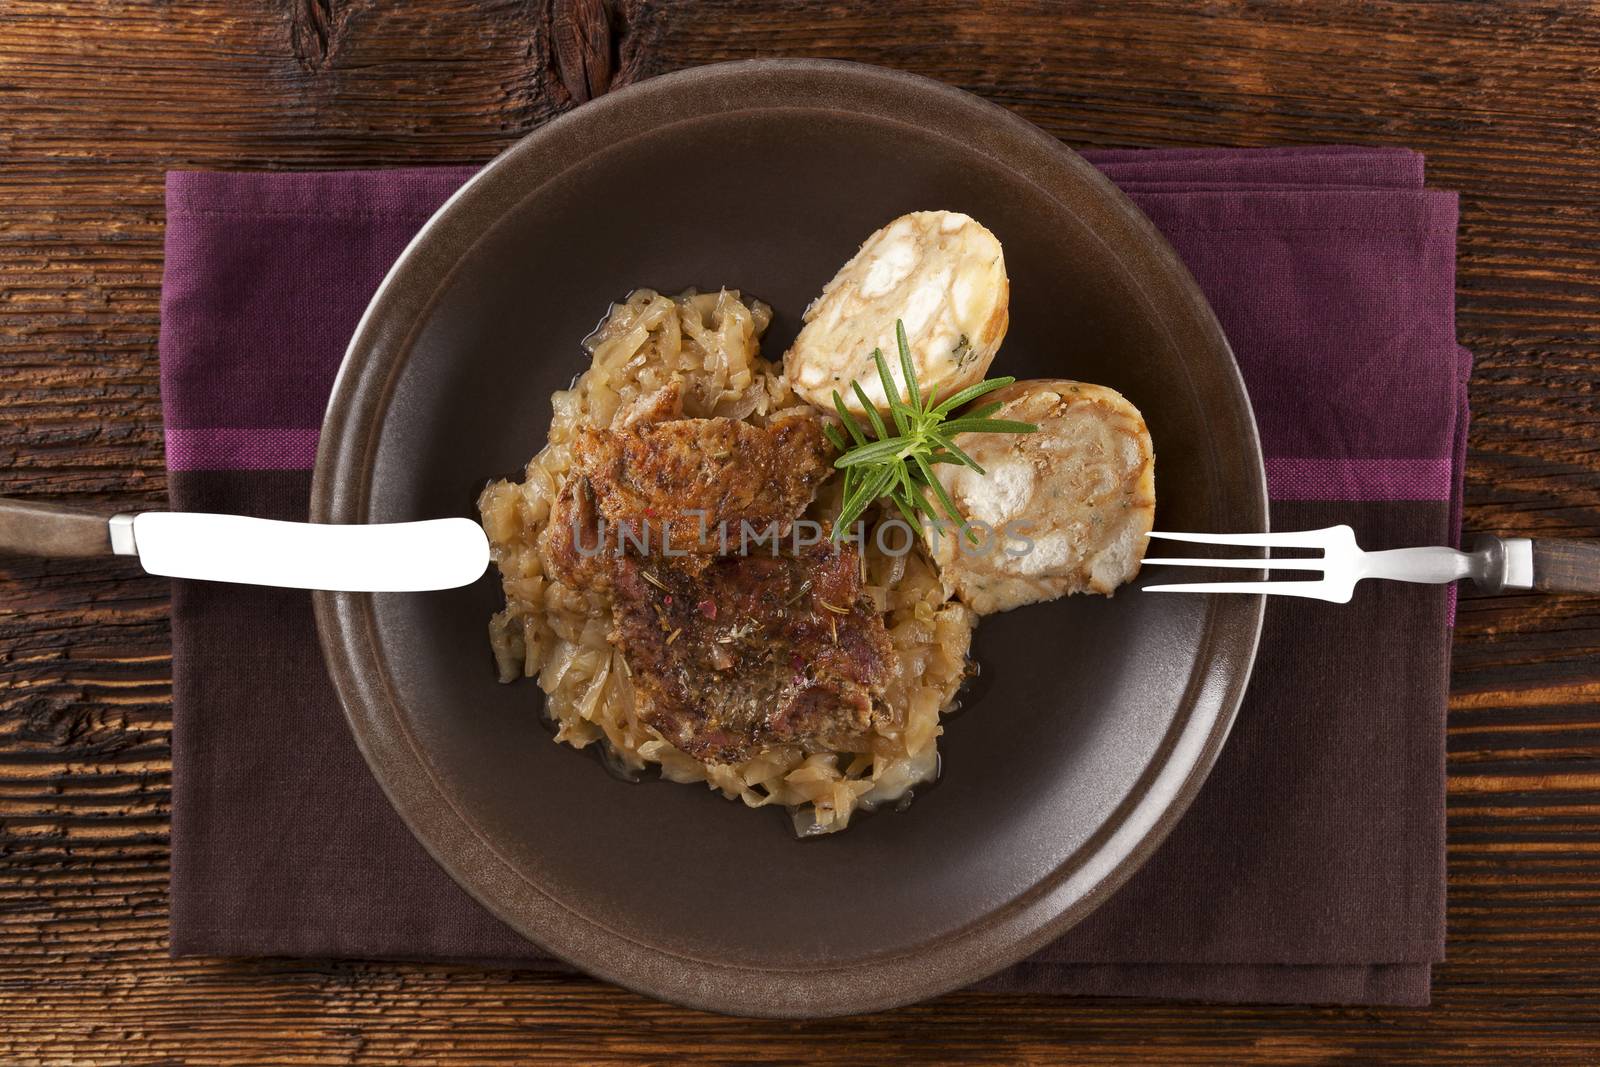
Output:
[160,146,1466,1007]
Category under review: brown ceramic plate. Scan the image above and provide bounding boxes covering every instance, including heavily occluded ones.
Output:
[310,59,1266,1018]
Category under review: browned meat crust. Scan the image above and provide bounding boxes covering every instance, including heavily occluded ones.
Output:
[544,414,834,587]
[540,411,893,763]
[610,542,895,764]
[542,471,605,588]
[578,415,832,553]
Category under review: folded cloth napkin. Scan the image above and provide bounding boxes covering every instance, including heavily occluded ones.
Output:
[160,145,1467,1007]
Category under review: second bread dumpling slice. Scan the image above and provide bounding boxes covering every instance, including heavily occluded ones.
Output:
[926,379,1156,615]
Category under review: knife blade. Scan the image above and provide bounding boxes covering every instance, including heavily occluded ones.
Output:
[111,511,490,591]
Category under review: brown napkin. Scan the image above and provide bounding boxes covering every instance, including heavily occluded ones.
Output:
[160,147,1465,1006]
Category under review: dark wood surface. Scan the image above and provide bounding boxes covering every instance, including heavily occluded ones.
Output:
[3,0,1599,1062]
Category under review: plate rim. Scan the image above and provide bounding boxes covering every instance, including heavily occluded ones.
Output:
[310,57,1268,1018]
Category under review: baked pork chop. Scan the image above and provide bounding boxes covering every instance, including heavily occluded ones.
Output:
[543,413,834,587]
[542,410,893,763]
[611,542,894,764]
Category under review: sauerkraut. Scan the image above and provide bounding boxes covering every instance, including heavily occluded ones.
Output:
[479,288,974,833]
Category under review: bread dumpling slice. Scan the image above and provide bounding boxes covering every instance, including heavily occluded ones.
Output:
[787,211,1008,414]
[926,379,1155,615]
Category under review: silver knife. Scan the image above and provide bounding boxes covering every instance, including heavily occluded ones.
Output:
[0,497,488,591]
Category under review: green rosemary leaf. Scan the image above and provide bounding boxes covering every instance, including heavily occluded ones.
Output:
[850,380,891,441]
[894,465,938,526]
[929,375,1016,417]
[888,490,924,529]
[822,422,850,453]
[864,459,898,504]
[835,460,897,537]
[840,463,860,506]
[835,437,910,467]
[927,430,986,474]
[831,391,869,446]
[957,400,1005,422]
[835,477,873,536]
[895,464,932,513]
[834,500,866,538]
[896,319,922,412]
[908,487,942,523]
[912,452,962,524]
[936,417,1040,436]
[872,347,912,436]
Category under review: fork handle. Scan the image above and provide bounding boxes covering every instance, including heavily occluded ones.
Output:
[1529,538,1600,595]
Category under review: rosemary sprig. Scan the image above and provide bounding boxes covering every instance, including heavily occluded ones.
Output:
[822,320,1037,541]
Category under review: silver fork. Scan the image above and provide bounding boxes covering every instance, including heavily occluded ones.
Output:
[1141,526,1600,601]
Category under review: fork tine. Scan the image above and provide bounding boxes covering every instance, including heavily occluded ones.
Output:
[1142,579,1346,602]
[1142,557,1324,571]
[1147,529,1331,549]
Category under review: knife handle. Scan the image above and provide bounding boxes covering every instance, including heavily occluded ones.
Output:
[1530,538,1600,595]
[0,497,120,558]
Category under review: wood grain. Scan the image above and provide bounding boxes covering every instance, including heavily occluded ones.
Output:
[3,0,1600,1061]
[550,0,616,103]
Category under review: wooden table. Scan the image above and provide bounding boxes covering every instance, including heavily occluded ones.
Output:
[3,1,1598,1062]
